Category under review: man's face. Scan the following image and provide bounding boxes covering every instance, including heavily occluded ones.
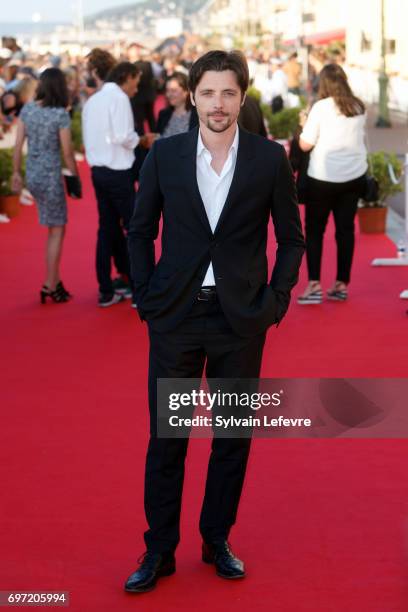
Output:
[191,70,245,133]
[127,46,140,63]
[123,73,141,98]
[88,65,102,88]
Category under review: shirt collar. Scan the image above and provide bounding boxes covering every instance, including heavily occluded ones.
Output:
[102,82,122,94]
[197,125,239,159]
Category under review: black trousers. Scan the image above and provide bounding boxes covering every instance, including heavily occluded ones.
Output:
[304,174,365,283]
[112,234,128,277]
[144,297,266,553]
[91,166,135,294]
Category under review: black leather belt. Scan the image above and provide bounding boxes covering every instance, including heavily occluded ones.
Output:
[197,286,217,302]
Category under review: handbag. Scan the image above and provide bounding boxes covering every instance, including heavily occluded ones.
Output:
[361,175,379,203]
[289,128,310,204]
[63,171,82,199]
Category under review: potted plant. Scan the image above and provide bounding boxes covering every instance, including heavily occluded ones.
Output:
[0,148,25,218]
[261,105,301,151]
[358,151,403,234]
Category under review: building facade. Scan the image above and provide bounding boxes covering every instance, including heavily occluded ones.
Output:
[346,0,408,112]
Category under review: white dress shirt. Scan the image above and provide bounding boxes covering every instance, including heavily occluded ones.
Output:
[270,68,289,104]
[82,82,140,170]
[196,127,239,286]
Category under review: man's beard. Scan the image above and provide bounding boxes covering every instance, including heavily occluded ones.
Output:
[205,113,234,133]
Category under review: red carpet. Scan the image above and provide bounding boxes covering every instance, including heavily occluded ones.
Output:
[1,163,408,611]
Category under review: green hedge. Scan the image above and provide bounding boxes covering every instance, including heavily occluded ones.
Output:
[0,148,25,196]
[262,105,301,140]
[71,110,83,153]
[247,86,262,103]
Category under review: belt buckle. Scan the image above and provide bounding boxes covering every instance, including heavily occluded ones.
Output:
[197,287,213,302]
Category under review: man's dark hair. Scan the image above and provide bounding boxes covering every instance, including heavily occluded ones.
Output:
[87,48,116,82]
[35,67,68,108]
[106,61,140,86]
[188,50,249,97]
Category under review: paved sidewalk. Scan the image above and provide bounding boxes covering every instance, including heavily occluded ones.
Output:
[365,106,408,233]
[366,106,408,155]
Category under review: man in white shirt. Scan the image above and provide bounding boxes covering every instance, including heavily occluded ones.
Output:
[82,61,151,307]
[85,49,134,300]
[125,50,304,592]
[270,57,289,111]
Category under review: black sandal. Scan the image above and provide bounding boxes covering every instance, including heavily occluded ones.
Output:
[40,282,71,304]
[56,281,72,300]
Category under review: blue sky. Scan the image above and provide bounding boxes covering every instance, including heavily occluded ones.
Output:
[0,0,143,22]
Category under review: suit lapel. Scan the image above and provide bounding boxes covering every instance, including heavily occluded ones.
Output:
[180,127,213,235]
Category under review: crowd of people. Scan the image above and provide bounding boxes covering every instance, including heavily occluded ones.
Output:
[0,37,347,136]
[1,35,369,308]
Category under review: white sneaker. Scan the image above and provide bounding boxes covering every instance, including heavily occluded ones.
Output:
[297,282,323,305]
[98,292,124,308]
[0,213,10,223]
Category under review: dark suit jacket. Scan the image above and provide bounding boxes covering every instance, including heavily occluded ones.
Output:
[128,126,305,337]
[238,95,267,137]
[156,105,199,135]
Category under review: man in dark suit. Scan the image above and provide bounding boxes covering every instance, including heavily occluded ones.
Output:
[125,50,305,593]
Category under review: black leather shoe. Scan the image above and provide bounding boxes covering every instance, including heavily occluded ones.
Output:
[202,540,245,579]
[124,551,176,593]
